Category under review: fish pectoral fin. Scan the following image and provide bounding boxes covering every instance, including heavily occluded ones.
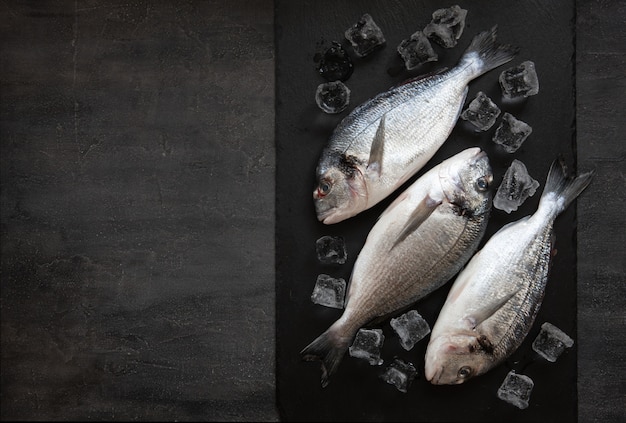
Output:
[391,194,441,249]
[366,114,386,177]
[465,288,520,328]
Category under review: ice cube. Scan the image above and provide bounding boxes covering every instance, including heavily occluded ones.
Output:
[349,328,384,365]
[493,159,540,214]
[316,41,354,82]
[397,30,438,70]
[315,81,351,114]
[389,309,431,351]
[310,274,346,309]
[499,60,540,100]
[315,235,347,264]
[492,112,533,153]
[423,5,468,48]
[344,13,386,57]
[532,322,574,362]
[460,91,501,131]
[380,358,417,393]
[497,371,534,409]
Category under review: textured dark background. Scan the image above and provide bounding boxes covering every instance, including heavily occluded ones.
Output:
[1,0,624,421]
[276,1,580,421]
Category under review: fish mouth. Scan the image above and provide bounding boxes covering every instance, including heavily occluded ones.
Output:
[426,364,444,385]
[315,203,340,225]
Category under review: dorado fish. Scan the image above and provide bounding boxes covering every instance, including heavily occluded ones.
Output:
[424,160,594,385]
[302,147,493,387]
[314,26,517,224]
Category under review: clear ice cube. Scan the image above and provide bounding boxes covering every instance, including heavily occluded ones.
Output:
[499,60,540,100]
[349,328,384,365]
[532,322,574,362]
[380,358,417,393]
[315,81,351,114]
[497,371,534,409]
[397,30,438,70]
[344,13,386,57]
[317,41,354,82]
[493,159,540,214]
[460,91,501,131]
[310,274,346,309]
[315,235,347,264]
[390,309,431,351]
[492,112,533,153]
[423,5,468,48]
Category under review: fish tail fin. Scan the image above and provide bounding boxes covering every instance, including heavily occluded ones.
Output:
[301,322,353,388]
[540,159,595,215]
[460,25,519,79]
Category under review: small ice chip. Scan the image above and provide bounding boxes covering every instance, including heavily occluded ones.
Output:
[499,60,540,100]
[380,358,417,393]
[315,81,351,114]
[315,235,347,264]
[311,274,346,309]
[423,5,468,48]
[460,91,501,131]
[349,328,384,365]
[390,310,431,351]
[397,30,438,70]
[497,371,534,409]
[493,159,540,214]
[492,112,533,153]
[344,13,386,57]
[532,322,574,362]
[316,41,354,82]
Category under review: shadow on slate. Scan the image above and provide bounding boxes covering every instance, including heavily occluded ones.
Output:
[276,1,577,421]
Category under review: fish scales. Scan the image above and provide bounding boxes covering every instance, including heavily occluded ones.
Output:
[302,148,493,387]
[314,26,518,224]
[424,160,594,385]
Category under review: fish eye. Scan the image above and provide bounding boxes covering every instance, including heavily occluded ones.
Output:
[458,366,472,379]
[318,180,332,197]
[476,176,489,191]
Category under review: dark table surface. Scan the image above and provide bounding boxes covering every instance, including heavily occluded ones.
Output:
[1,1,623,421]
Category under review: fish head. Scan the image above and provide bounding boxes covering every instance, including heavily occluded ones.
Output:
[424,333,495,385]
[314,152,367,224]
[438,147,493,216]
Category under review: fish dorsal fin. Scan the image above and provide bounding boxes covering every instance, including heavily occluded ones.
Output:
[394,67,449,88]
[391,194,441,250]
[464,288,519,329]
[366,114,386,177]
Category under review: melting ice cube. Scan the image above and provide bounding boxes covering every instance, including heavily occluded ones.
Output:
[315,235,347,264]
[344,13,386,57]
[349,328,384,365]
[423,5,468,48]
[497,371,534,409]
[315,81,351,114]
[316,41,354,82]
[492,112,533,153]
[390,309,431,351]
[460,91,501,131]
[310,274,346,309]
[397,30,438,70]
[493,159,540,214]
[532,322,574,362]
[499,60,540,100]
[380,358,417,393]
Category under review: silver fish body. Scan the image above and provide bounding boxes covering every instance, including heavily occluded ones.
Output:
[424,160,594,385]
[302,148,493,387]
[314,26,517,224]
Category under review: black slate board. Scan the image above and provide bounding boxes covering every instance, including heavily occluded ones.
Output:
[276,1,577,421]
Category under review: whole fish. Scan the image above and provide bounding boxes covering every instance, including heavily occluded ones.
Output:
[314,26,517,224]
[302,147,493,387]
[424,160,594,385]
